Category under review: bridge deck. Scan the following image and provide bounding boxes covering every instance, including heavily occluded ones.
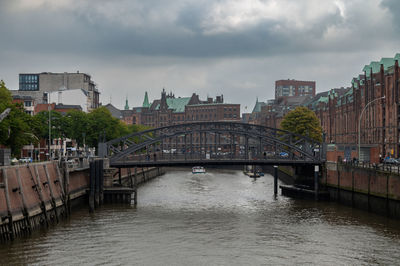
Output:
[110,159,324,168]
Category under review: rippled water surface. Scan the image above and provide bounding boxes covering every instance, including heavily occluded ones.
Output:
[2,168,400,265]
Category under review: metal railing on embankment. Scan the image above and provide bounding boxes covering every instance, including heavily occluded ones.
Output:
[340,160,400,175]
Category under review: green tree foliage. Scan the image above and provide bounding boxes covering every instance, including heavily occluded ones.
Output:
[63,110,90,147]
[280,106,323,142]
[32,110,65,140]
[1,82,151,156]
[0,80,12,104]
[86,107,130,148]
[0,80,37,156]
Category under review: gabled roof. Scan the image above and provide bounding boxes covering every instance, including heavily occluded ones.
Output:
[150,97,192,113]
[362,53,400,78]
[104,103,122,119]
[252,99,267,113]
[166,97,191,113]
[363,61,380,78]
[351,78,359,88]
[380,57,395,71]
[55,104,82,111]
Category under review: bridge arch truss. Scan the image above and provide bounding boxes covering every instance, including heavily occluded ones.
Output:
[104,122,325,167]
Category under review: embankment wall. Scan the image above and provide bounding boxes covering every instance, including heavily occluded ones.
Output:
[324,162,400,218]
[0,162,163,242]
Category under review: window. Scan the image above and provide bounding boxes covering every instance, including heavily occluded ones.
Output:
[19,74,39,91]
[24,101,32,107]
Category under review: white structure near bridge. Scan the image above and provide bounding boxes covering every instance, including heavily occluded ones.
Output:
[48,88,90,112]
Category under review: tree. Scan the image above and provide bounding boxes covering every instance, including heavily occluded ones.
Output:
[63,110,90,147]
[280,106,323,142]
[86,107,129,148]
[0,80,37,156]
[32,110,65,140]
[0,80,12,105]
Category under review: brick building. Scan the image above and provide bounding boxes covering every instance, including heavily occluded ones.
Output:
[12,95,36,115]
[246,96,311,128]
[306,53,400,162]
[275,79,316,100]
[243,54,400,162]
[107,89,240,127]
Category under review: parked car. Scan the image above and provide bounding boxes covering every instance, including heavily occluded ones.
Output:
[11,158,19,165]
[383,157,399,164]
[19,157,33,163]
[279,152,289,158]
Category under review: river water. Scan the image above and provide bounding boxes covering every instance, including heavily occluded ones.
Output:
[1,168,400,265]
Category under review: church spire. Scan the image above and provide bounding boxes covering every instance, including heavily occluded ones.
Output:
[124,96,129,110]
[142,91,150,108]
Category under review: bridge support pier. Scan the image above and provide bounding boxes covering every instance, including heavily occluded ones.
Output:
[133,167,138,205]
[274,165,278,197]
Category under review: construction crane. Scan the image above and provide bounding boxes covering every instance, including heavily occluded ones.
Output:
[0,108,11,122]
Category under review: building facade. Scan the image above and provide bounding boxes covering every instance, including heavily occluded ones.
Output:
[107,89,240,127]
[275,79,316,100]
[11,72,100,113]
[307,53,400,161]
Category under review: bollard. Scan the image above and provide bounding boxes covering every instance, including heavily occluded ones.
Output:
[274,165,278,197]
[314,165,319,201]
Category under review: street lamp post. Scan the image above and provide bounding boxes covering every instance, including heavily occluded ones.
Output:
[358,96,385,161]
[45,92,52,161]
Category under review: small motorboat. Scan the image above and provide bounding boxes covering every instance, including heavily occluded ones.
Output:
[192,166,206,174]
[246,172,261,178]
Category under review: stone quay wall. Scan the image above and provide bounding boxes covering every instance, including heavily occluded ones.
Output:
[324,162,400,218]
[0,162,163,242]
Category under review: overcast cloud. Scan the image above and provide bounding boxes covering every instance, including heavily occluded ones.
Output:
[0,0,399,112]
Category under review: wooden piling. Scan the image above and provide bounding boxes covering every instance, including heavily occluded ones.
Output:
[89,161,95,212]
[56,163,68,217]
[99,160,104,205]
[95,160,100,208]
[32,166,49,228]
[134,167,138,205]
[2,169,14,241]
[16,168,32,234]
[274,165,278,197]
[63,164,71,216]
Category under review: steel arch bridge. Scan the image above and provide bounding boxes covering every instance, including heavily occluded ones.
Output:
[103,122,326,168]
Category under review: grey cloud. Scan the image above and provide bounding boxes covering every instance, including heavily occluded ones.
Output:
[0,0,386,59]
[0,0,399,113]
[381,0,400,31]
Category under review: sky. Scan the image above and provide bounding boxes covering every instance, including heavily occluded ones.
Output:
[0,0,399,113]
